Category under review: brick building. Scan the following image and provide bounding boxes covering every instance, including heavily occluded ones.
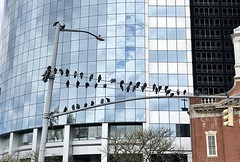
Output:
[190,26,240,162]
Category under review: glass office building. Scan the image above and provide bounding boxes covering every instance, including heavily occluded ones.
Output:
[0,0,192,161]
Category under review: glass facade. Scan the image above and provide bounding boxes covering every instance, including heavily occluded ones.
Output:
[0,0,192,147]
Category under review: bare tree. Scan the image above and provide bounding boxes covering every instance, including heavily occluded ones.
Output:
[103,128,186,162]
[0,151,62,162]
[0,154,18,162]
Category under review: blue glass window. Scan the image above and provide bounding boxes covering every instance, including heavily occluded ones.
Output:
[149,6,157,16]
[149,28,157,39]
[176,7,185,16]
[158,7,166,16]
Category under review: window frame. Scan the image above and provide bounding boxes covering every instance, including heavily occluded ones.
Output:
[205,131,218,157]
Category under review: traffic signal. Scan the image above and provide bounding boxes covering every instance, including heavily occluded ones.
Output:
[222,107,234,127]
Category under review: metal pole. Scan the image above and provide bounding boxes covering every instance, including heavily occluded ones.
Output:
[38,22,61,162]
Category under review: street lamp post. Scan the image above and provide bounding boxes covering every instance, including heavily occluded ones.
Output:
[38,21,104,162]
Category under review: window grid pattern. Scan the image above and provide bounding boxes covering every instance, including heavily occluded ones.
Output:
[190,0,237,95]
[148,0,193,127]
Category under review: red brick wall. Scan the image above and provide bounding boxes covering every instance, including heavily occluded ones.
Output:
[191,114,240,162]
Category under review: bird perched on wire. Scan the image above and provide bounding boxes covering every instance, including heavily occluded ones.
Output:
[176,89,180,95]
[80,72,84,79]
[76,80,80,88]
[166,89,171,95]
[59,69,64,75]
[183,89,187,95]
[72,104,75,110]
[100,98,104,104]
[98,74,102,82]
[128,81,133,86]
[126,85,130,92]
[132,85,136,92]
[136,82,140,88]
[110,78,116,83]
[89,74,94,81]
[66,69,70,77]
[164,86,169,92]
[66,80,70,87]
[73,71,78,78]
[85,82,89,88]
[152,84,156,91]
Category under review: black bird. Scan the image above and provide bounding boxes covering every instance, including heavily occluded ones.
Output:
[136,82,140,88]
[80,72,84,79]
[170,93,174,97]
[164,86,168,92]
[97,74,102,82]
[103,84,107,88]
[74,71,78,78]
[110,78,116,83]
[120,80,124,85]
[155,87,158,94]
[176,89,180,95]
[54,68,57,74]
[59,69,64,75]
[158,86,162,91]
[166,89,171,95]
[76,104,80,109]
[152,84,156,91]
[128,81,133,86]
[66,69,70,77]
[91,101,94,106]
[66,80,70,87]
[132,85,136,92]
[100,98,104,104]
[72,104,75,110]
[84,103,88,107]
[85,82,89,88]
[63,106,67,112]
[76,80,80,88]
[47,65,51,70]
[61,24,65,29]
[89,74,94,81]
[141,83,147,92]
[106,98,110,102]
[126,85,130,92]
[120,85,124,91]
[94,83,98,88]
[183,89,187,95]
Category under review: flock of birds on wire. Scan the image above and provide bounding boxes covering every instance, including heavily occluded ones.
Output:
[43,66,187,113]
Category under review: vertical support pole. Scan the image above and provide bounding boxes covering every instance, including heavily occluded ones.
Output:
[101,123,108,162]
[31,129,39,162]
[38,22,61,162]
[63,125,71,162]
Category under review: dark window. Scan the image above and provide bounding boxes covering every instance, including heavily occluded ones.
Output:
[176,124,190,137]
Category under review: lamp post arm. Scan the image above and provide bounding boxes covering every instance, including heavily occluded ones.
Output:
[61,28,105,41]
